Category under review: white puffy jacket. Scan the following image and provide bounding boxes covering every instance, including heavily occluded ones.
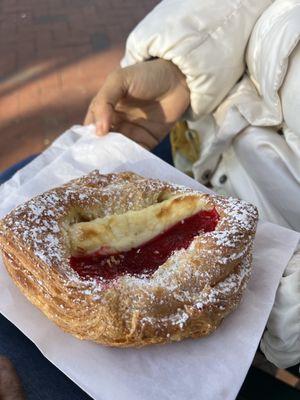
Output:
[122,0,272,119]
[121,0,300,368]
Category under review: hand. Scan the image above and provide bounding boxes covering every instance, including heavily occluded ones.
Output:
[84,58,190,149]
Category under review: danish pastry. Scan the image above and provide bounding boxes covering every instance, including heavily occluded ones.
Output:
[0,171,258,347]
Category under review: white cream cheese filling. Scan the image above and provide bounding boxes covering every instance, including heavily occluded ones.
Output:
[69,194,210,256]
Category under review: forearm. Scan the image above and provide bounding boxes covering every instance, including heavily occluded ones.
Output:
[122,0,272,119]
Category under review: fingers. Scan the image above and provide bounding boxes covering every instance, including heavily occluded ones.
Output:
[84,68,128,135]
[0,356,25,400]
[99,68,127,110]
[116,121,159,150]
[83,104,95,126]
[83,61,176,144]
[119,114,170,143]
[84,100,121,135]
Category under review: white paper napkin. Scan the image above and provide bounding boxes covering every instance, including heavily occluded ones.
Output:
[0,126,299,400]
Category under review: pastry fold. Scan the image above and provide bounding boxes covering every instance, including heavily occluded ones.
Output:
[0,171,258,347]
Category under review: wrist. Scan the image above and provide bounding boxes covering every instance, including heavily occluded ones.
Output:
[162,59,190,111]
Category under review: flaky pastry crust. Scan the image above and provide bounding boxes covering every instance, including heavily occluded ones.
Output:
[0,171,258,347]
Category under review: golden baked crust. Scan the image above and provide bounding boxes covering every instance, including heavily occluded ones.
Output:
[0,171,258,347]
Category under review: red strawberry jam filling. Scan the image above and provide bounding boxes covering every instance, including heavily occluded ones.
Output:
[70,208,219,281]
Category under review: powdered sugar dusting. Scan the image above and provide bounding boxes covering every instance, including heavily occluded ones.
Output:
[0,170,258,338]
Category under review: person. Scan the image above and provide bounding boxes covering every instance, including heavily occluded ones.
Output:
[84,0,300,369]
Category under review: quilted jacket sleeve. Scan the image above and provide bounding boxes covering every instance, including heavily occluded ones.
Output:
[121,0,271,119]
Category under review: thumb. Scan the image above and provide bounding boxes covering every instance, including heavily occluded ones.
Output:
[94,69,128,135]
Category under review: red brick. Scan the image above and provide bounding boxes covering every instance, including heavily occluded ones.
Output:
[16,30,36,42]
[0,93,19,122]
[46,47,74,59]
[60,65,82,89]
[0,29,17,45]
[0,0,160,170]
[18,84,41,117]
[16,11,33,27]
[0,53,17,76]
[38,72,61,93]
[67,12,86,32]
[0,13,18,26]
[16,40,36,66]
[71,44,93,57]
[36,30,53,52]
[0,120,45,171]
[51,21,69,40]
[33,4,49,18]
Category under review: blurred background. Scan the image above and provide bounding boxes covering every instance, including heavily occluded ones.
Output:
[0,0,159,171]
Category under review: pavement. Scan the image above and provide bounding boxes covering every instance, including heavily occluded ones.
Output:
[0,0,159,170]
